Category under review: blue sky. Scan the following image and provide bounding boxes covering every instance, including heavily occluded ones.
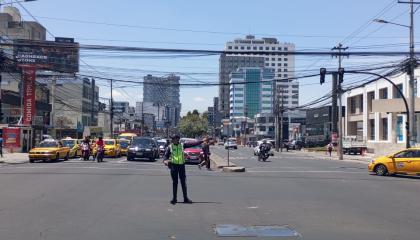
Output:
[14,0,418,115]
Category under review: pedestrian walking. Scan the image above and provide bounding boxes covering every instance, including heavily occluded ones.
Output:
[164,134,203,205]
[327,142,333,157]
[198,137,211,170]
[0,135,3,158]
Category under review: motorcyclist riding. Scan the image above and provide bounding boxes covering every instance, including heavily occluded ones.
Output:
[96,137,105,162]
[80,137,91,161]
[258,140,271,161]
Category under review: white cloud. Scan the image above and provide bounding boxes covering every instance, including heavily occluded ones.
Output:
[193,97,205,102]
[112,90,122,97]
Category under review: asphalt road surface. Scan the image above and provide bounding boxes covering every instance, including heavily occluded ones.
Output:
[0,148,419,240]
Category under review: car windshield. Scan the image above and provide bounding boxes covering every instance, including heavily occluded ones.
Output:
[38,141,58,148]
[119,141,129,148]
[157,142,166,146]
[61,140,75,148]
[132,138,153,147]
[105,140,115,145]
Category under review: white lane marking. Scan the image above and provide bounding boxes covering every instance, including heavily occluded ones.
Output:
[247,206,259,209]
[3,166,169,171]
[247,170,366,173]
[2,165,215,173]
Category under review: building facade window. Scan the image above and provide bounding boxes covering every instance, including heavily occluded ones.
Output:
[350,97,356,114]
[397,116,403,141]
[382,118,388,140]
[369,119,375,140]
[379,88,388,99]
[394,84,403,99]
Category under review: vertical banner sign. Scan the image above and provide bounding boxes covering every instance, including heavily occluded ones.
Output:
[22,66,36,125]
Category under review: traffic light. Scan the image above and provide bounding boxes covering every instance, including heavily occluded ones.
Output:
[320,68,326,85]
[338,68,344,83]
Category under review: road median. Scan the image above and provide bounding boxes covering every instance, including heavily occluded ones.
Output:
[210,151,246,172]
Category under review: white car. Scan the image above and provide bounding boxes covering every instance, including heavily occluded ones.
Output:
[224,140,238,149]
[253,142,274,156]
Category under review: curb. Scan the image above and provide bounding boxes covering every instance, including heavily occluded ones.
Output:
[0,160,29,165]
[222,166,246,172]
[297,152,372,164]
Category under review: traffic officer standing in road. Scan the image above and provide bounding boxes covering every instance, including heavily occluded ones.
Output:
[164,134,203,205]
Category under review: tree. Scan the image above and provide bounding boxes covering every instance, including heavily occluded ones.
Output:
[178,110,208,138]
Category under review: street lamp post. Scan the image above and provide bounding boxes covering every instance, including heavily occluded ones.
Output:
[374,1,417,145]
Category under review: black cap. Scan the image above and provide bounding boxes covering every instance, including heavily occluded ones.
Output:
[171,134,180,140]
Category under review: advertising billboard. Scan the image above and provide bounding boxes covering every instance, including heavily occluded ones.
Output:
[13,39,79,73]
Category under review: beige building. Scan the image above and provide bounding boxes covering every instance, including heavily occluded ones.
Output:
[0,6,46,41]
[344,69,420,156]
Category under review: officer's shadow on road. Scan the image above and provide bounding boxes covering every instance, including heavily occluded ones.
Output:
[178,201,222,204]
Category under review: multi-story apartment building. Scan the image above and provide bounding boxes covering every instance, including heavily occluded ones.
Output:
[229,68,275,119]
[220,35,296,117]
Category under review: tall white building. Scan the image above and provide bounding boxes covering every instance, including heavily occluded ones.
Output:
[221,35,297,114]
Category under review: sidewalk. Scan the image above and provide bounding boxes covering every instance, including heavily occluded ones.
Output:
[291,149,373,164]
[0,152,29,164]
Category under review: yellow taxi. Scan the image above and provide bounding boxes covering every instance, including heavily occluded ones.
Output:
[61,138,81,158]
[103,139,121,158]
[368,148,420,176]
[118,133,137,142]
[118,139,131,156]
[29,139,71,163]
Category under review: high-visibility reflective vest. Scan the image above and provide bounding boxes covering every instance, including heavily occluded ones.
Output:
[170,144,184,165]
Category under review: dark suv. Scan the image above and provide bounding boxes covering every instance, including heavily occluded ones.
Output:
[127,137,159,161]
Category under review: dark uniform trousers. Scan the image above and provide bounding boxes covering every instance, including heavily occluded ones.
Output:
[170,163,187,200]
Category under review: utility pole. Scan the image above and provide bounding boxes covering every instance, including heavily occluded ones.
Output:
[280,90,284,152]
[110,79,114,138]
[402,0,418,145]
[332,43,348,160]
[408,0,417,145]
[50,75,57,138]
[275,94,280,152]
[141,101,144,136]
[244,106,248,146]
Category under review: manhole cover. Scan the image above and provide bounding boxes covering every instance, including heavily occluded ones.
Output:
[215,224,301,237]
